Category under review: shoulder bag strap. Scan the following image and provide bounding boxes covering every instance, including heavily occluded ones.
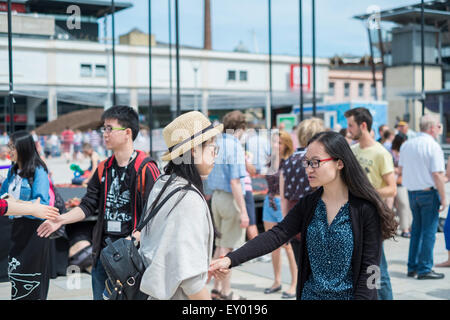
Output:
[135,184,191,232]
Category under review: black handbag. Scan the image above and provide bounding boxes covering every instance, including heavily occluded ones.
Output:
[100,181,200,300]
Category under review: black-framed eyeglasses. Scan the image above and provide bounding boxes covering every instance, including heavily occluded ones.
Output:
[301,158,335,168]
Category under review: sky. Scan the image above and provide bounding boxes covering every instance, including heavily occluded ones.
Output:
[111,0,421,58]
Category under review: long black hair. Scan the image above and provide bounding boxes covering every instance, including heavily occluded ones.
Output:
[308,131,397,240]
[164,158,204,195]
[144,140,220,237]
[10,130,48,181]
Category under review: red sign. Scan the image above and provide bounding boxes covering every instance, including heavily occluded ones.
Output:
[5,114,27,123]
[290,64,311,92]
[0,2,26,13]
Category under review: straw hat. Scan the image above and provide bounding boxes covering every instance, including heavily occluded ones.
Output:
[161,111,223,161]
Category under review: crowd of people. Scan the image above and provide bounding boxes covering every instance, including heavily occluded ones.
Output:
[208,108,449,300]
[0,127,152,164]
[0,104,448,301]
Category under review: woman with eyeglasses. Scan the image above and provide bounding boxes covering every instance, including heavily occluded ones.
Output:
[0,130,56,300]
[209,131,397,300]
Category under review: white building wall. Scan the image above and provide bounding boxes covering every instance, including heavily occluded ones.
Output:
[0,37,329,118]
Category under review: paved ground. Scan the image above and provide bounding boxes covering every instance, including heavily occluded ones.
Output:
[0,157,449,300]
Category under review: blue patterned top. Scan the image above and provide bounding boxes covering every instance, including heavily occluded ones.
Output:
[301,199,354,300]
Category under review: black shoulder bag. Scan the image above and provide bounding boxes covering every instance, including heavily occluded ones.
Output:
[100,181,201,300]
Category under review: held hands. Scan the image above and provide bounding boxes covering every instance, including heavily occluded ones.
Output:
[207,257,232,283]
[37,215,63,238]
[32,197,60,220]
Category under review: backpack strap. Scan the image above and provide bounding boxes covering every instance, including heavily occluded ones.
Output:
[135,185,194,232]
[134,151,159,194]
[97,159,107,183]
[97,154,115,183]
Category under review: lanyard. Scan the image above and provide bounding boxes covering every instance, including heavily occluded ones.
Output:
[112,150,136,182]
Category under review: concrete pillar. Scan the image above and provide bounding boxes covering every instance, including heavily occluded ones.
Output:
[47,88,58,122]
[26,97,44,129]
[129,88,139,112]
[201,90,209,117]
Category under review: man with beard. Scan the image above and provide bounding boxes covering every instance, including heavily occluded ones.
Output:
[345,107,397,300]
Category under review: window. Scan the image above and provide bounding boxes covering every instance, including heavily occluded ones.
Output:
[227,70,236,81]
[95,64,107,77]
[80,64,92,77]
[344,82,350,97]
[371,84,376,99]
[239,70,248,81]
[358,83,364,97]
[329,82,335,96]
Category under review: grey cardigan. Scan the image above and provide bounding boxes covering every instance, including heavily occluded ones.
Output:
[139,175,214,300]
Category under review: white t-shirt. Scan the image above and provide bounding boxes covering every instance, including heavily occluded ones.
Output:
[8,172,23,200]
[399,132,445,191]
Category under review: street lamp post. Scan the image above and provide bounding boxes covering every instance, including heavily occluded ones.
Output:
[299,0,304,122]
[175,0,181,117]
[192,61,200,112]
[268,0,273,129]
[421,0,425,115]
[148,0,153,156]
[312,0,316,116]
[111,0,116,106]
[7,0,14,133]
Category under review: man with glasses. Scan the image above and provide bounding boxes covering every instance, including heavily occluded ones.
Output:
[345,107,397,300]
[37,105,160,299]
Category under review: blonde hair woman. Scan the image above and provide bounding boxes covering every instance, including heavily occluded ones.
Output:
[262,130,296,298]
[279,118,325,271]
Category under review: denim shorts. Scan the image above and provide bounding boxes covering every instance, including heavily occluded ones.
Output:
[262,196,283,223]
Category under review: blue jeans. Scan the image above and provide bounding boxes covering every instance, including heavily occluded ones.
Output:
[378,244,393,300]
[91,258,108,300]
[407,189,440,275]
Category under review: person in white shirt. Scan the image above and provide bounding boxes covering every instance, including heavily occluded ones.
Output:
[399,114,446,280]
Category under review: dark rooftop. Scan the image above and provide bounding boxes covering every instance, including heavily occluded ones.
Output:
[354,1,450,28]
[26,0,132,18]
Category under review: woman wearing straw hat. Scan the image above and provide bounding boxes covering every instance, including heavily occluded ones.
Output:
[138,111,222,300]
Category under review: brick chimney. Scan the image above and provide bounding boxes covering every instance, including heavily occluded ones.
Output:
[204,0,211,50]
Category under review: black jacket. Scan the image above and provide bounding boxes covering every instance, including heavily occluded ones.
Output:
[227,187,382,300]
[78,150,160,263]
